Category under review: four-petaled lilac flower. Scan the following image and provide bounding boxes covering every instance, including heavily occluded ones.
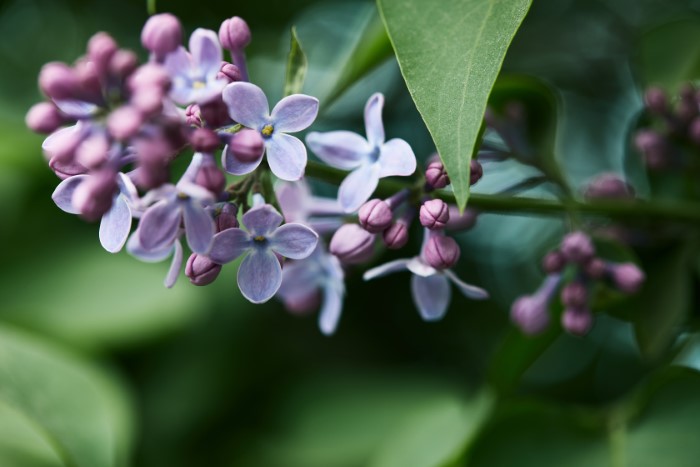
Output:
[208,203,319,303]
[306,93,417,213]
[363,230,488,320]
[163,28,227,105]
[221,82,319,181]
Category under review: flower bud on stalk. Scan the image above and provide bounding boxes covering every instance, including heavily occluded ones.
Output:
[107,106,143,140]
[216,203,239,231]
[358,199,393,233]
[329,224,375,264]
[425,160,449,189]
[217,63,242,83]
[560,281,588,309]
[87,32,118,78]
[39,62,80,100]
[608,262,645,294]
[542,250,565,274]
[109,50,139,78]
[423,232,460,270]
[383,221,409,249]
[470,159,483,185]
[561,307,593,336]
[219,17,251,51]
[141,13,182,61]
[26,102,64,134]
[419,199,450,230]
[227,128,264,163]
[186,254,222,286]
[445,205,477,231]
[560,231,595,264]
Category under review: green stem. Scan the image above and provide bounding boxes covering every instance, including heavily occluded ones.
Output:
[146,0,157,15]
[304,160,700,225]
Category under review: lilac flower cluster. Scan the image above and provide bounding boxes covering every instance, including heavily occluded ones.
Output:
[511,231,645,336]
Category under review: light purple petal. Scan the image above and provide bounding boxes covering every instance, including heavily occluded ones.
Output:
[276,180,310,223]
[42,122,86,156]
[191,79,227,104]
[117,172,139,204]
[189,28,222,78]
[266,133,307,181]
[165,240,183,289]
[411,273,451,321]
[53,99,98,119]
[180,152,206,183]
[444,269,490,300]
[237,250,282,303]
[163,46,191,77]
[52,175,88,214]
[363,259,410,281]
[208,228,252,264]
[278,260,321,300]
[378,138,416,177]
[338,162,380,213]
[222,143,264,175]
[183,201,215,254]
[138,200,182,252]
[126,230,174,262]
[305,131,369,170]
[99,195,132,253]
[242,204,284,236]
[222,82,269,129]
[406,257,437,277]
[269,223,318,260]
[308,218,344,235]
[319,284,344,336]
[364,93,385,147]
[270,94,319,133]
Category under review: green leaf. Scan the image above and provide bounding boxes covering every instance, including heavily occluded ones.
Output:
[377,0,533,210]
[283,27,308,97]
[0,325,133,467]
[638,18,700,90]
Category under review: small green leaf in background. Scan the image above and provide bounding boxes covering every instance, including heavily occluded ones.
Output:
[284,27,308,97]
[638,18,700,90]
[377,0,533,210]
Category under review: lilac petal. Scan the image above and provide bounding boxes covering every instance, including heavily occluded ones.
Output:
[276,181,309,222]
[305,131,369,170]
[222,143,264,175]
[42,122,85,156]
[378,138,416,177]
[444,269,489,300]
[208,228,252,264]
[319,284,344,336]
[164,240,183,289]
[270,94,319,133]
[278,260,321,299]
[53,99,98,119]
[237,250,283,303]
[163,46,191,77]
[363,259,410,281]
[52,175,88,214]
[189,28,222,78]
[183,201,215,254]
[266,133,307,181]
[180,152,206,183]
[411,273,451,321]
[242,204,284,236]
[269,223,318,260]
[222,82,269,129]
[338,162,380,213]
[364,93,385,147]
[117,172,139,204]
[308,218,344,235]
[99,195,132,253]
[178,181,215,202]
[127,230,174,262]
[406,257,437,277]
[138,200,182,252]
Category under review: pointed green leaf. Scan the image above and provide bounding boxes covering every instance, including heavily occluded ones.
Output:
[283,27,308,97]
[377,0,532,209]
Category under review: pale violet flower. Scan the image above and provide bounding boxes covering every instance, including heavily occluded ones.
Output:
[276,180,345,235]
[306,93,417,213]
[208,203,319,303]
[221,82,319,181]
[127,232,184,289]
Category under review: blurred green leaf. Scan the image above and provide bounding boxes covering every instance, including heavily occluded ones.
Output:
[0,402,64,467]
[638,18,700,90]
[0,324,133,467]
[378,0,532,210]
[283,27,308,97]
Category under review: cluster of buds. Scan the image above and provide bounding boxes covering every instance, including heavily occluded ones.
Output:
[511,231,645,336]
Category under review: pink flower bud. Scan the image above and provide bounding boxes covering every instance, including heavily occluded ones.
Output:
[195,163,226,195]
[383,221,409,249]
[109,50,139,78]
[72,170,118,221]
[185,104,201,127]
[445,205,477,231]
[542,250,565,274]
[609,263,645,294]
[511,296,550,335]
[74,60,102,99]
[561,308,593,336]
[141,13,182,58]
[87,32,118,77]
[108,106,143,140]
[190,128,221,153]
[216,203,239,231]
[425,160,449,189]
[358,199,393,233]
[329,224,375,264]
[219,16,251,51]
[39,62,80,100]
[561,281,588,308]
[584,173,635,200]
[584,257,606,279]
[560,232,595,264]
[217,62,242,83]
[419,199,450,230]
[199,98,231,127]
[26,102,64,134]
[644,86,667,114]
[130,87,164,115]
[186,254,222,286]
[75,133,109,169]
[228,128,264,162]
[470,159,483,185]
[423,234,460,270]
[128,63,171,92]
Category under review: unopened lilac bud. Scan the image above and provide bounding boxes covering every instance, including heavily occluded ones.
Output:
[185,104,201,126]
[87,32,118,77]
[195,163,226,195]
[359,199,393,233]
[644,86,667,114]
[72,170,117,221]
[74,60,102,98]
[131,87,164,115]
[219,16,251,51]
[39,62,79,100]
[26,102,64,134]
[584,173,635,200]
[609,262,645,294]
[561,281,588,308]
[561,308,593,336]
[423,234,460,270]
[329,224,375,264]
[542,250,565,274]
[108,106,143,140]
[75,133,109,169]
[216,203,239,231]
[199,98,231,127]
[284,290,321,315]
[128,63,171,92]
[470,159,483,185]
[133,135,172,189]
[445,206,477,231]
[419,199,450,230]
[584,257,606,279]
[228,128,264,162]
[382,221,409,249]
[425,160,449,189]
[109,50,139,77]
[217,62,242,83]
[560,232,595,264]
[190,128,221,153]
[511,296,550,335]
[186,254,222,286]
[141,13,182,58]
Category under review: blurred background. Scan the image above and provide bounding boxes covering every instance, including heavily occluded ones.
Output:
[1,0,700,465]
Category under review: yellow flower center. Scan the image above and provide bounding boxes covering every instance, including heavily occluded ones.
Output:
[254,235,266,242]
[261,124,274,137]
[193,80,206,89]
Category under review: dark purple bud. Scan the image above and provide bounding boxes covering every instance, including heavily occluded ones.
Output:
[382,221,409,249]
[608,262,645,294]
[109,50,139,78]
[542,250,565,274]
[216,203,239,231]
[199,98,231,127]
[195,163,226,195]
[219,16,251,51]
[133,135,172,189]
[75,133,109,169]
[128,63,171,93]
[185,104,201,127]
[584,173,635,200]
[634,130,668,170]
[561,308,593,336]
[39,62,80,100]
[423,233,460,270]
[141,13,182,58]
[190,128,221,153]
[470,159,483,185]
[561,281,588,308]
[329,224,375,264]
[677,83,697,123]
[217,62,242,83]
[425,160,449,189]
[584,257,606,279]
[510,296,550,335]
[87,32,118,77]
[72,169,118,221]
[108,106,143,140]
[228,128,264,162]
[560,231,595,264]
[74,59,102,99]
[359,199,393,233]
[186,254,222,286]
[26,102,64,134]
[445,205,477,231]
[644,86,667,114]
[419,199,450,230]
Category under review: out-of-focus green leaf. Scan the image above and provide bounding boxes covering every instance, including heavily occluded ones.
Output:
[283,27,308,97]
[0,402,64,467]
[377,0,532,210]
[638,18,700,90]
[0,325,133,467]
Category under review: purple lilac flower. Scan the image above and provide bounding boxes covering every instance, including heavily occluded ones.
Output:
[276,180,345,235]
[510,274,562,335]
[127,232,184,289]
[363,230,488,321]
[163,28,228,105]
[277,242,345,335]
[306,93,417,213]
[208,202,319,303]
[221,82,319,181]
